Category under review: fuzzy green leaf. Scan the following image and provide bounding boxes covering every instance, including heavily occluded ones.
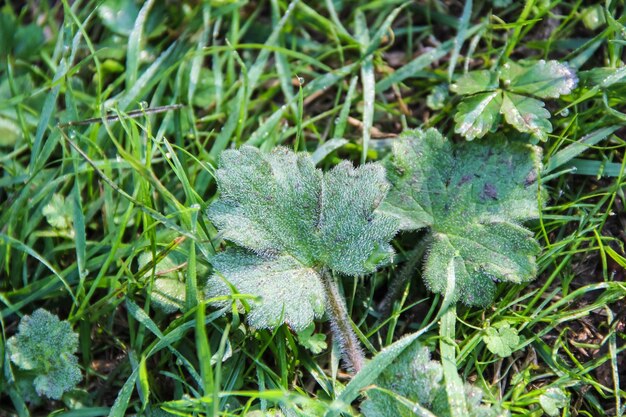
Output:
[361,342,442,416]
[207,249,326,330]
[482,323,520,357]
[500,92,552,141]
[500,60,578,99]
[207,146,398,330]
[453,91,502,140]
[7,309,82,400]
[361,341,508,417]
[450,70,499,95]
[381,129,542,306]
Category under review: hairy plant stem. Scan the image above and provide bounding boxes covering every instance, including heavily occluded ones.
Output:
[320,268,364,373]
[377,239,429,315]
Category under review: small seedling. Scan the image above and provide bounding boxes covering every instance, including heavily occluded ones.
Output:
[482,322,521,357]
[539,387,569,416]
[6,308,82,400]
[206,145,398,371]
[381,128,543,306]
[42,193,73,231]
[296,323,328,355]
[452,60,577,140]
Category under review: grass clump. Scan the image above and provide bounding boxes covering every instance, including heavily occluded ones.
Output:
[0,1,625,416]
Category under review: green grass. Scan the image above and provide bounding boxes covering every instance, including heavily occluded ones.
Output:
[1,0,625,416]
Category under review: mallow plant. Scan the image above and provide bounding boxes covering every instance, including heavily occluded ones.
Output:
[204,129,544,414]
[205,145,399,371]
[366,128,543,416]
[380,128,543,307]
[5,308,82,401]
[452,59,578,141]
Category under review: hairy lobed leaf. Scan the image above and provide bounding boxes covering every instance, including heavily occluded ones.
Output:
[7,309,82,400]
[361,341,508,417]
[453,91,502,141]
[206,146,398,331]
[450,70,498,96]
[452,60,577,141]
[380,129,542,306]
[208,249,326,330]
[500,92,552,141]
[500,60,578,99]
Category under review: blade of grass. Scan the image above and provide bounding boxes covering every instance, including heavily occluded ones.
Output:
[360,58,374,165]
[355,10,374,165]
[137,355,150,409]
[186,239,199,312]
[376,40,453,92]
[0,233,77,307]
[65,82,88,303]
[448,0,472,82]
[333,75,358,139]
[117,42,180,110]
[126,0,155,90]
[196,302,214,398]
[544,126,619,173]
[563,158,625,178]
[107,368,138,417]
[247,64,357,147]
[247,0,300,93]
[362,3,407,57]
[271,0,296,115]
[326,323,433,416]
[501,0,536,61]
[311,138,348,165]
[295,80,304,151]
[188,4,212,106]
[60,130,198,241]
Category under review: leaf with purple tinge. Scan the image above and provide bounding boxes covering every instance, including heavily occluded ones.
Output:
[500,92,552,141]
[454,91,502,141]
[380,128,543,306]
